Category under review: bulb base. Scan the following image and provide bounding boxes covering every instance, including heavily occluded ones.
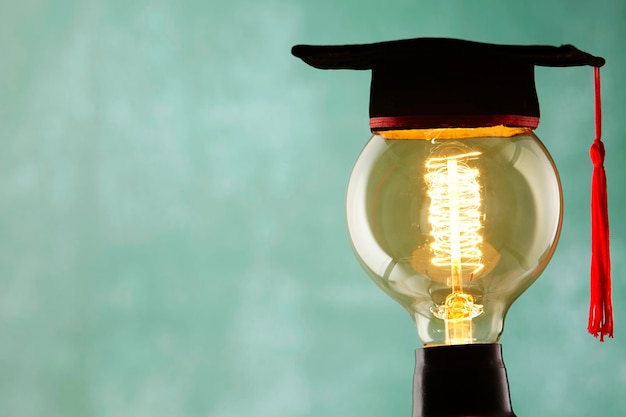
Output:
[413,343,516,417]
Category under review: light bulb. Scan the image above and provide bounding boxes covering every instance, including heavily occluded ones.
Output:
[346,126,562,346]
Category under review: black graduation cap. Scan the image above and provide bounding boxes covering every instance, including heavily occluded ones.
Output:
[292,38,605,131]
[292,37,613,341]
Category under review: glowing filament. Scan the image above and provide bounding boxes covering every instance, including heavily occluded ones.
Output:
[425,148,484,344]
[425,150,484,285]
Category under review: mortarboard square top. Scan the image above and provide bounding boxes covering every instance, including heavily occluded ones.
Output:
[292,38,605,131]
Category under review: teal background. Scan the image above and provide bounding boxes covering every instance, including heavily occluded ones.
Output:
[0,1,624,416]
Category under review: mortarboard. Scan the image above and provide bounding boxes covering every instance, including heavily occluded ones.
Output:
[292,38,604,131]
[292,38,612,341]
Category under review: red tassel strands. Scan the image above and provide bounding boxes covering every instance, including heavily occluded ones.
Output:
[588,66,613,341]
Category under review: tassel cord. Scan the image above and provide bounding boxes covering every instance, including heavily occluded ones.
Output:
[588,66,613,341]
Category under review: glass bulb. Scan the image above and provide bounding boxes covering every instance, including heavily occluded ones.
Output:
[346,127,562,346]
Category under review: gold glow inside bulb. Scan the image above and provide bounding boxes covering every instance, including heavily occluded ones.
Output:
[346,127,563,346]
[425,147,484,344]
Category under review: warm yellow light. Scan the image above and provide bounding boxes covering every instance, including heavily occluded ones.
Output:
[377,126,528,140]
[425,147,484,344]
[346,127,563,346]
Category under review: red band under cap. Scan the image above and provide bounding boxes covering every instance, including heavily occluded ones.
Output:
[369,115,540,130]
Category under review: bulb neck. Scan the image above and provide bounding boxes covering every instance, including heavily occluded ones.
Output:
[412,343,516,417]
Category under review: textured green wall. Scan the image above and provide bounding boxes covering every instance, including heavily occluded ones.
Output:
[0,0,624,416]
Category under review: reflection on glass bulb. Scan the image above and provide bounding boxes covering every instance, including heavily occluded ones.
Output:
[346,127,563,346]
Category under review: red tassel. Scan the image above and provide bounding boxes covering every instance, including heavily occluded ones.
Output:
[588,66,613,341]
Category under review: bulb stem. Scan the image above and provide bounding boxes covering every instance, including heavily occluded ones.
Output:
[446,158,464,294]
